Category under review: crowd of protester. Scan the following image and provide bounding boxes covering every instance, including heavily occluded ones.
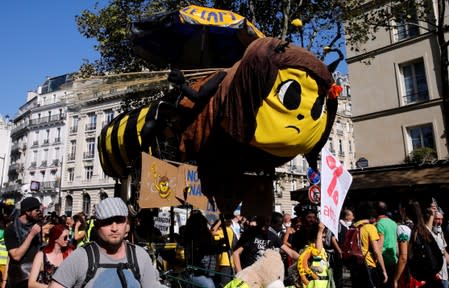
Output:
[0,196,447,287]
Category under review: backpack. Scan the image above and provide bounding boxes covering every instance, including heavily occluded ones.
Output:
[340,226,365,266]
[408,230,443,281]
[82,242,141,288]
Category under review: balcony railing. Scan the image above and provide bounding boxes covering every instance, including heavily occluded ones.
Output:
[32,141,39,147]
[42,139,49,145]
[67,153,76,161]
[40,161,47,168]
[85,123,96,131]
[3,183,21,193]
[403,90,429,105]
[54,137,61,143]
[69,126,78,133]
[83,152,95,159]
[30,162,37,169]
[29,114,66,126]
[41,181,57,189]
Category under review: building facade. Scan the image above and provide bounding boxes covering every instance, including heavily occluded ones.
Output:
[59,77,123,216]
[6,75,72,211]
[0,116,12,192]
[346,2,448,167]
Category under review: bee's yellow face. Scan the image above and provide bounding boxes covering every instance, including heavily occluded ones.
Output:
[251,68,327,157]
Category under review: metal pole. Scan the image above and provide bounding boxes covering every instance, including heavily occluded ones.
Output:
[0,154,5,193]
[57,155,63,215]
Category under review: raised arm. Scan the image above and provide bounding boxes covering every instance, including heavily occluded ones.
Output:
[8,224,41,261]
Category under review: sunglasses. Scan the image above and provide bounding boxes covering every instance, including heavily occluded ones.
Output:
[97,216,127,227]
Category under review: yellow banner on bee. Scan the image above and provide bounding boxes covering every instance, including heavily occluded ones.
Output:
[139,153,209,209]
[179,5,264,38]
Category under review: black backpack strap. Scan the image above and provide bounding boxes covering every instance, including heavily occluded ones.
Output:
[82,242,141,287]
[82,242,100,287]
[125,242,141,282]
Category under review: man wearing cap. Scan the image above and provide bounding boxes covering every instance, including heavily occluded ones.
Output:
[50,197,167,288]
[4,197,42,288]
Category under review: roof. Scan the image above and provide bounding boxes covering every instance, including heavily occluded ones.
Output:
[291,161,449,202]
[350,161,449,190]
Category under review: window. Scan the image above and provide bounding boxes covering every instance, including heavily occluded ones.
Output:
[338,139,344,155]
[86,113,97,131]
[65,196,73,216]
[401,60,429,104]
[69,140,76,160]
[44,129,50,144]
[71,116,79,133]
[83,193,91,215]
[395,10,419,41]
[33,131,39,146]
[85,166,93,180]
[43,149,49,162]
[407,124,435,151]
[104,109,114,125]
[328,137,334,153]
[68,168,74,182]
[85,138,95,159]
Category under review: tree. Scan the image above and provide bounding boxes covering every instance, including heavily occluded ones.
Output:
[343,0,449,154]
[75,0,207,76]
[76,0,350,75]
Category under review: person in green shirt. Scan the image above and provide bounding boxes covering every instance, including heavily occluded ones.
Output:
[376,201,398,288]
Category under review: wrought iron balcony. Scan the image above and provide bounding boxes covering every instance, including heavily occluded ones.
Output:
[83,152,95,159]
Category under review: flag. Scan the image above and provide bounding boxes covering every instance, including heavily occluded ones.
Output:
[320,147,352,239]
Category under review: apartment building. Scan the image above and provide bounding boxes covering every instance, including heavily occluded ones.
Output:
[346,3,448,167]
[6,74,72,211]
[59,78,121,216]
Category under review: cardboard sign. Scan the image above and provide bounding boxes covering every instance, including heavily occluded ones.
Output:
[139,154,183,208]
[139,154,210,209]
[320,147,352,240]
[177,164,209,210]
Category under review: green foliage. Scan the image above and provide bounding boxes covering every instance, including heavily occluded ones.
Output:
[405,147,437,164]
[76,0,353,74]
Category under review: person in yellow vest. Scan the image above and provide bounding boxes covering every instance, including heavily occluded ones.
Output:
[211,216,235,287]
[296,222,331,288]
[0,226,8,288]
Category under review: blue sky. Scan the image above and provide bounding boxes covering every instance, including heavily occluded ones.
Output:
[0,1,104,118]
[0,2,347,119]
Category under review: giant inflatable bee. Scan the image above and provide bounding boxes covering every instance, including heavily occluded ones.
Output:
[98,37,340,215]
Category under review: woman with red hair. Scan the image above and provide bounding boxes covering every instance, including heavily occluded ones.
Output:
[28,224,72,287]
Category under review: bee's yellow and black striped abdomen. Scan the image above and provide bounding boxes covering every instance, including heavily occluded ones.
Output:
[98,103,155,179]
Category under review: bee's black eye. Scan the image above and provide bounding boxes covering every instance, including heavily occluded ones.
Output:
[278,80,301,110]
[311,94,325,120]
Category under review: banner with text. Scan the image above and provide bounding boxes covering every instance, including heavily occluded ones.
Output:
[177,164,209,210]
[320,147,352,240]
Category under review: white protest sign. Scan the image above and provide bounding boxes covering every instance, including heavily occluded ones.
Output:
[154,211,171,235]
[320,147,352,239]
